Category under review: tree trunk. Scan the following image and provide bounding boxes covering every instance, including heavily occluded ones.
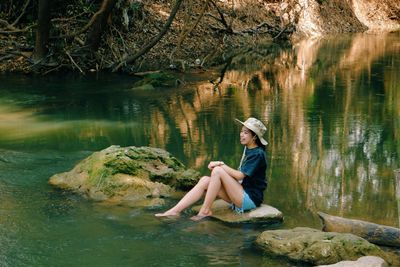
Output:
[318,212,400,247]
[33,0,51,61]
[85,0,117,51]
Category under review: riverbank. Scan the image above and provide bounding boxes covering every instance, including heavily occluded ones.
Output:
[0,0,399,74]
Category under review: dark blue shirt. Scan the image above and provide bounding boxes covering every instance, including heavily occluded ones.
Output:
[239,146,267,206]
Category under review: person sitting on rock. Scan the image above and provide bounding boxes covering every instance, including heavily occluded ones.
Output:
[155,117,268,220]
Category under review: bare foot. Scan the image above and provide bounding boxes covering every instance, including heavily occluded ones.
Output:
[190,212,212,221]
[155,211,180,217]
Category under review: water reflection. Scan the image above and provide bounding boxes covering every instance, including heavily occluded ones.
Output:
[0,32,399,265]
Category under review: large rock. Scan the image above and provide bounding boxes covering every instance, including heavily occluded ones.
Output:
[255,227,393,266]
[49,145,200,207]
[193,199,283,224]
[316,256,388,267]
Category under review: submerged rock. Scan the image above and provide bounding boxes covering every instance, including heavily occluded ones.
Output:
[255,227,393,266]
[316,256,388,267]
[49,145,200,207]
[131,71,177,90]
[193,199,283,224]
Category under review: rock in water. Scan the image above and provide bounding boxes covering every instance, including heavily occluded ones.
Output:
[49,145,200,207]
[192,199,283,224]
[316,256,388,267]
[255,227,394,266]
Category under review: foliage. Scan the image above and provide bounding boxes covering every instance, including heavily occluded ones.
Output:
[1,0,293,74]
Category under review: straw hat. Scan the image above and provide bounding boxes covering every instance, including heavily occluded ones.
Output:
[235,117,268,145]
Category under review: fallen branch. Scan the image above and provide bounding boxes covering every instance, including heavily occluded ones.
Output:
[112,25,127,50]
[273,25,289,39]
[241,22,273,33]
[112,0,184,72]
[0,18,34,34]
[7,50,32,60]
[0,54,16,62]
[51,11,89,23]
[208,0,233,34]
[65,51,84,74]
[0,19,17,30]
[0,26,34,34]
[200,46,221,67]
[208,24,238,34]
[11,0,32,27]
[42,64,65,75]
[175,0,209,53]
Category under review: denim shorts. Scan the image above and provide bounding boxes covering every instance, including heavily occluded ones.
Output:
[230,191,256,214]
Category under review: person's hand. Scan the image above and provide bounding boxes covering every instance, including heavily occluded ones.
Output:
[208,161,224,170]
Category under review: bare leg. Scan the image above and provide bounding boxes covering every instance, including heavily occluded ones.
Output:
[155,176,211,217]
[192,166,243,220]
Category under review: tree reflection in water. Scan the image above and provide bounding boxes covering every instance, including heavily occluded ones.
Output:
[0,33,399,228]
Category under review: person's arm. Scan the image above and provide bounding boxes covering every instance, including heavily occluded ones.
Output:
[208,161,245,181]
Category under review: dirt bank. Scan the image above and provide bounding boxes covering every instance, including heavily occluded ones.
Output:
[0,0,399,74]
[294,0,399,37]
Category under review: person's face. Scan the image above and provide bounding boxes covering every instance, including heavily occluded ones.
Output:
[240,126,255,146]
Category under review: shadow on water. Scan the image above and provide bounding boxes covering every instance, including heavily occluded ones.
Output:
[0,32,399,266]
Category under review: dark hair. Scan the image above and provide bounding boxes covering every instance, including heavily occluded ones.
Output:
[249,130,266,150]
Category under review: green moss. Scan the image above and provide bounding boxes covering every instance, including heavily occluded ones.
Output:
[102,182,127,197]
[125,147,184,171]
[87,168,129,197]
[54,146,198,198]
[88,167,111,187]
[104,155,139,175]
[158,156,184,171]
[149,171,174,184]
[125,147,157,160]
[175,169,200,190]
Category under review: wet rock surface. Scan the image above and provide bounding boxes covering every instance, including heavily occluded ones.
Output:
[316,256,388,267]
[255,227,395,266]
[193,199,283,224]
[49,145,200,207]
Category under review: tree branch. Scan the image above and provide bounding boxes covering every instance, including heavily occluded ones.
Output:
[208,0,233,34]
[175,0,209,53]
[0,24,34,34]
[11,0,32,27]
[55,1,113,40]
[65,51,84,74]
[112,0,184,72]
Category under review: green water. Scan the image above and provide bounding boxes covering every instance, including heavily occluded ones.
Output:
[0,32,399,266]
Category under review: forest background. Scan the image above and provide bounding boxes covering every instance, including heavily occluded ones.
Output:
[0,0,399,74]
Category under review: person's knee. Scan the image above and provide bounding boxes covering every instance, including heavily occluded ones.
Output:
[211,166,224,176]
[198,176,210,187]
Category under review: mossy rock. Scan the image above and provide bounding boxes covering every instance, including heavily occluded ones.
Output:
[49,145,200,207]
[316,256,388,267]
[255,227,396,266]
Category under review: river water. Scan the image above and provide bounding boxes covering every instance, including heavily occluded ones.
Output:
[0,32,399,266]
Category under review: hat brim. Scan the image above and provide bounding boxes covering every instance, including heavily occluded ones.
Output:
[235,118,268,145]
